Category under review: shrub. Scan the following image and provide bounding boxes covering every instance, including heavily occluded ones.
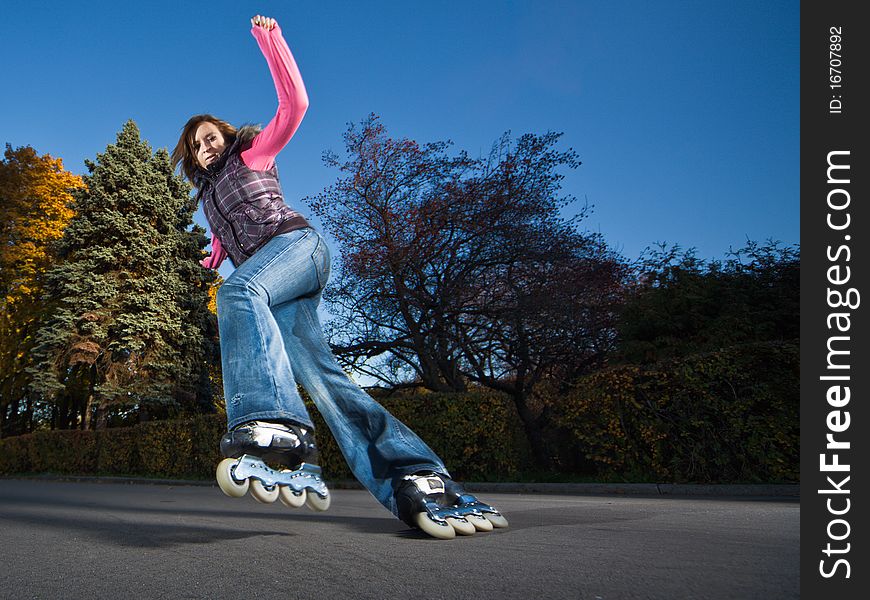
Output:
[551,341,798,482]
[0,393,533,481]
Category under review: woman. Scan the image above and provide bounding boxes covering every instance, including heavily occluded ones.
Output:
[171,15,507,539]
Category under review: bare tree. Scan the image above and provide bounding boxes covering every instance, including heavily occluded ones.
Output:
[308,115,630,468]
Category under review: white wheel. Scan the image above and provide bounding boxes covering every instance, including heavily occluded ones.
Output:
[279,486,307,508]
[305,490,331,512]
[446,517,476,536]
[414,512,456,540]
[467,514,494,531]
[250,479,280,503]
[485,513,509,528]
[216,458,249,498]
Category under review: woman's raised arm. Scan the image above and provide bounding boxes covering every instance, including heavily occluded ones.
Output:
[241,15,310,171]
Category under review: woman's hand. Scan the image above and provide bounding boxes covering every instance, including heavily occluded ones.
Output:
[201,235,228,269]
[251,15,277,31]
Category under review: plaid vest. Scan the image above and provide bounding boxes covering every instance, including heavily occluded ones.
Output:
[197,135,310,267]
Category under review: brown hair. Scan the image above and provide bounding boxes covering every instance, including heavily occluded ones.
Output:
[171,114,238,184]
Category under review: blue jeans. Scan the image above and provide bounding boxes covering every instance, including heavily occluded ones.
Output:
[216,227,448,516]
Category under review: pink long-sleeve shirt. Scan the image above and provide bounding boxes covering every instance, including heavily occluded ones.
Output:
[201,24,309,269]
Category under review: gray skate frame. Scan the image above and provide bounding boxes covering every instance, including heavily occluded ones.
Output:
[423,494,503,524]
[231,455,329,499]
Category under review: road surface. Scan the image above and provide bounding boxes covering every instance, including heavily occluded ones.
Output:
[0,479,798,599]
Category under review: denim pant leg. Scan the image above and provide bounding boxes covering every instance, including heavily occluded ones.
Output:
[216,228,323,431]
[272,236,449,516]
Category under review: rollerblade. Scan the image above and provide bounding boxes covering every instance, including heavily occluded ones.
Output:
[215,421,330,511]
[395,472,509,539]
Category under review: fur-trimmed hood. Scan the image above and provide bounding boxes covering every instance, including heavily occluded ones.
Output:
[233,124,262,151]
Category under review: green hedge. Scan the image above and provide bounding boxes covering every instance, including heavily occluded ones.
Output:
[0,343,798,484]
[0,391,532,481]
[321,389,534,481]
[550,341,799,483]
[0,415,227,479]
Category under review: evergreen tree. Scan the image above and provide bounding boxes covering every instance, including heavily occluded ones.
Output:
[27,121,218,429]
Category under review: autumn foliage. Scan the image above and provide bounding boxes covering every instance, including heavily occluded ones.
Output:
[0,145,83,305]
[0,145,84,435]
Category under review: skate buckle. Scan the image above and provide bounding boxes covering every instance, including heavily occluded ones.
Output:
[403,473,445,496]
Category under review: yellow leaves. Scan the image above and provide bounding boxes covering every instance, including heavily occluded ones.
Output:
[207,279,220,314]
[1,145,84,301]
[1,145,85,401]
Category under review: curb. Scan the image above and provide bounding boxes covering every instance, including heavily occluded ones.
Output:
[2,474,799,498]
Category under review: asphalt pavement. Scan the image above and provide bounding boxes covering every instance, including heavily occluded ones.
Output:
[0,478,799,600]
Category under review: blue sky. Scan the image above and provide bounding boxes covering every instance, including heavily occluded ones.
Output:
[2,0,799,279]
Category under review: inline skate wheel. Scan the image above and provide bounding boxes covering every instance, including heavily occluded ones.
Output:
[250,479,280,503]
[414,512,456,540]
[446,517,476,536]
[279,486,307,508]
[467,514,494,531]
[485,513,509,528]
[305,490,331,512]
[216,458,249,498]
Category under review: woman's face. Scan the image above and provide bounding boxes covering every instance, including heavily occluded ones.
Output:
[194,121,227,168]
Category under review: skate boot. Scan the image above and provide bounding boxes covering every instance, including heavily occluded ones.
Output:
[215,421,330,511]
[395,472,509,539]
